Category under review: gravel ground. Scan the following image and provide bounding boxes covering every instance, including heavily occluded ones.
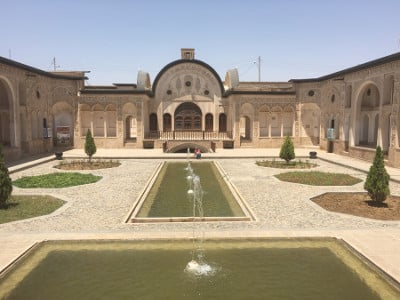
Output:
[2,158,400,234]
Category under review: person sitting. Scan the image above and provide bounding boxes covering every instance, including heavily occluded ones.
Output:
[195,148,201,159]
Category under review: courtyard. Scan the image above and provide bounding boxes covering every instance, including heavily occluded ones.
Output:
[1,148,400,285]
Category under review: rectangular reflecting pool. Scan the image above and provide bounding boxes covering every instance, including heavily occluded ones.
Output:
[128,161,253,222]
[0,238,399,299]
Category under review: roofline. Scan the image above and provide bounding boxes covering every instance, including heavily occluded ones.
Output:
[289,52,400,83]
[0,56,88,80]
[80,89,149,95]
[151,59,225,96]
[223,90,296,96]
[79,87,295,97]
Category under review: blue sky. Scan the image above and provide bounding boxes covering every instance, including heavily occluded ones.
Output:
[1,0,399,84]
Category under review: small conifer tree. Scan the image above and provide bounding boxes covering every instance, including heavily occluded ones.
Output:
[279,136,295,163]
[84,129,97,162]
[364,146,390,203]
[0,144,12,208]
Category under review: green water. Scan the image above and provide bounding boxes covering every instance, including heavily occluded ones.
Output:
[1,239,398,300]
[137,162,245,217]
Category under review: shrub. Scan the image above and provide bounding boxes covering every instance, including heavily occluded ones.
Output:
[84,129,97,162]
[0,145,12,208]
[279,136,295,163]
[364,146,390,203]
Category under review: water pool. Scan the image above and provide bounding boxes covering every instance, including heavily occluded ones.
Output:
[129,161,253,222]
[1,238,399,299]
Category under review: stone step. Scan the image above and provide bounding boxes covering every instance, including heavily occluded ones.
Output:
[124,142,137,149]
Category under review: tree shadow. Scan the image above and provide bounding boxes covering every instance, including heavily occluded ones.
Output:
[365,200,388,208]
[0,202,19,210]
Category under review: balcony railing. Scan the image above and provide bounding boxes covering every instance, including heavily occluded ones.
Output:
[144,131,233,140]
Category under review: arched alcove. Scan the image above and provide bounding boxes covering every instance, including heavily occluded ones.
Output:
[122,103,137,140]
[240,103,254,140]
[301,103,320,145]
[259,105,270,137]
[355,83,380,148]
[80,104,91,136]
[105,104,117,137]
[283,105,295,136]
[52,101,73,146]
[0,79,12,146]
[93,104,105,137]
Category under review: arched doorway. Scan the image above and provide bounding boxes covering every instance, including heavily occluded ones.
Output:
[174,102,202,130]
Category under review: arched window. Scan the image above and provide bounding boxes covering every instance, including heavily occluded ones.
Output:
[175,116,183,130]
[270,114,280,137]
[205,113,213,131]
[149,113,158,131]
[219,113,227,132]
[174,102,202,130]
[163,113,172,131]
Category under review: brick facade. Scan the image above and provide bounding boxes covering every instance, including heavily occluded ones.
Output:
[1,50,400,166]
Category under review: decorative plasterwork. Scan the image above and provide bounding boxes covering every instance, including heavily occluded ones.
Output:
[155,63,221,101]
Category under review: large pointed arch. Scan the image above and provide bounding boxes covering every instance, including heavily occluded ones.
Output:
[152,59,224,96]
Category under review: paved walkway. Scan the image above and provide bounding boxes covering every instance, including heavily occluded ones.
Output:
[2,147,400,286]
